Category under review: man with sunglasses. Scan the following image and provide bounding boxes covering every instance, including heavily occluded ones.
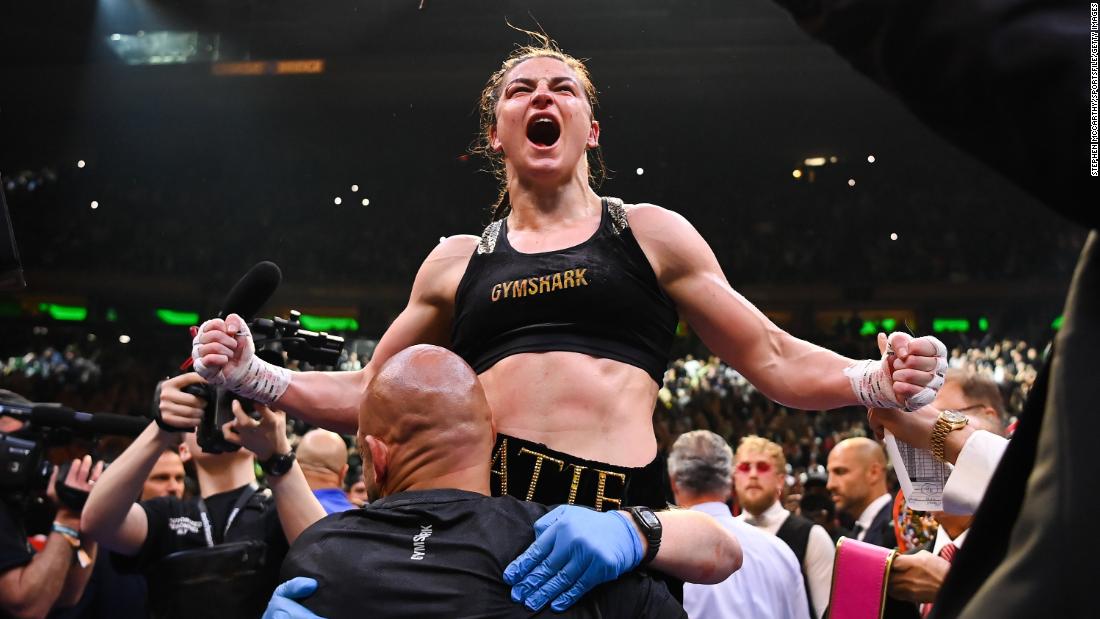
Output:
[734,436,833,619]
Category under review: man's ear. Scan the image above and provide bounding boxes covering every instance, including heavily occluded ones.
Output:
[365,435,389,486]
[178,443,192,463]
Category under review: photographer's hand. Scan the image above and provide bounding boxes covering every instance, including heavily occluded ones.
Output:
[156,373,208,438]
[221,400,289,461]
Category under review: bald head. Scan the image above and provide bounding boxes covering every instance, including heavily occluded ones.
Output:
[297,429,349,490]
[359,345,494,499]
[835,437,887,468]
[827,437,889,517]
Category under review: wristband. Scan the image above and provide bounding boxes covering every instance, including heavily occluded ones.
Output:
[52,522,91,568]
[52,522,79,538]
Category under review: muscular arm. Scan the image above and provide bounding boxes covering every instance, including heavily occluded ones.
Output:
[631,205,863,410]
[198,236,477,435]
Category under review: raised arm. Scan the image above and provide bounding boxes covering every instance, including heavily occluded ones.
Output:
[630,204,945,411]
[191,236,477,435]
[81,373,206,555]
[221,401,325,545]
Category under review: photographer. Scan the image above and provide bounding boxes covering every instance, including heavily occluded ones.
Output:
[0,390,102,619]
[80,373,324,619]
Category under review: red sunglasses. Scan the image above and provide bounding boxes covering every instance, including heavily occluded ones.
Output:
[735,461,773,474]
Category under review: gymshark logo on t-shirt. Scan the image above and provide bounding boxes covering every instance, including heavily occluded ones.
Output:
[168,516,202,536]
[410,525,432,560]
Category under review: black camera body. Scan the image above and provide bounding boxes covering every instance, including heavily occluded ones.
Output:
[0,431,50,494]
[186,310,345,454]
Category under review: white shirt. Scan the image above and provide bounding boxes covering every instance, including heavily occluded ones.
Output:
[737,500,835,619]
[933,525,969,555]
[854,493,893,541]
[943,430,1008,515]
[686,502,811,619]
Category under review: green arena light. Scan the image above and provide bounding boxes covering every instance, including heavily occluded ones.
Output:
[156,309,200,326]
[932,318,969,333]
[298,314,359,332]
[38,303,88,322]
[1052,315,1064,330]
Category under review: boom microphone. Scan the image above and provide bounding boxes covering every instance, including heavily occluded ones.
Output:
[217,261,282,322]
[0,402,148,437]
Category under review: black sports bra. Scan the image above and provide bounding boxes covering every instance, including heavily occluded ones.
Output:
[451,198,677,383]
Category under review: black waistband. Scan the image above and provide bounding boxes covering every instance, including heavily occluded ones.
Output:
[489,433,671,511]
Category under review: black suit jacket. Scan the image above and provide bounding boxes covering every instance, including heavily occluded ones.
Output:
[859,498,896,550]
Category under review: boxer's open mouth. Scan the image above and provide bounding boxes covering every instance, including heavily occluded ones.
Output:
[527,116,560,147]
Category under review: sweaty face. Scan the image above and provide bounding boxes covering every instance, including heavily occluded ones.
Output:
[733,451,782,516]
[490,56,598,183]
[826,447,869,516]
[142,451,186,500]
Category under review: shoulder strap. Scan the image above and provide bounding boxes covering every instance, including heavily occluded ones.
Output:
[604,196,628,235]
[477,219,504,255]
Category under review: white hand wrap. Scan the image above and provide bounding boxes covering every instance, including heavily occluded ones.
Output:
[191,319,291,405]
[844,358,902,409]
[845,335,949,411]
[902,337,949,410]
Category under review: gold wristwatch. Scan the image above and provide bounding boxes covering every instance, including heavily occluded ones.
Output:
[930,409,969,463]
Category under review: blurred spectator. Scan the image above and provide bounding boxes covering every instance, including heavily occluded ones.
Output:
[296,429,356,514]
[734,436,833,619]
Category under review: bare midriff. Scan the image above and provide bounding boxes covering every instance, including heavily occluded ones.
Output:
[478,351,660,467]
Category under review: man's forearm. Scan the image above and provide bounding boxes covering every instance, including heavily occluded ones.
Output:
[56,540,97,608]
[82,422,168,547]
[268,462,327,545]
[643,509,742,584]
[0,533,76,619]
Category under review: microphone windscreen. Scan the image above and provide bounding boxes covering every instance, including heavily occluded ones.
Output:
[217,261,282,322]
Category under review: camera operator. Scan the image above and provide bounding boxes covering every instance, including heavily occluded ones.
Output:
[0,390,103,619]
[80,373,325,619]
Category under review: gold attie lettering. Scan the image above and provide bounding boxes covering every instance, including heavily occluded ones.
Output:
[593,469,626,511]
[567,464,587,505]
[564,271,575,288]
[491,284,502,302]
[538,276,550,294]
[551,272,563,291]
[502,281,514,297]
[491,438,509,496]
[518,448,565,502]
[574,269,589,286]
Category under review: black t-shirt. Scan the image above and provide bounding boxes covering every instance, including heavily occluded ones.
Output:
[112,484,289,619]
[113,484,286,571]
[282,489,685,619]
[0,500,32,575]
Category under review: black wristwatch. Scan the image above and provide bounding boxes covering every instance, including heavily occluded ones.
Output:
[627,506,663,565]
[260,451,296,477]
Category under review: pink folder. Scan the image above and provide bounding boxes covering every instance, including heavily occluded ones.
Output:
[828,537,897,619]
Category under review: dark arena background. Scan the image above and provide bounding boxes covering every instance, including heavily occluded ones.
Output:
[0,1,1091,616]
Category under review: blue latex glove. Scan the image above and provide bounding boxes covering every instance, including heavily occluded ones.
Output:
[504,505,644,612]
[261,577,324,619]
